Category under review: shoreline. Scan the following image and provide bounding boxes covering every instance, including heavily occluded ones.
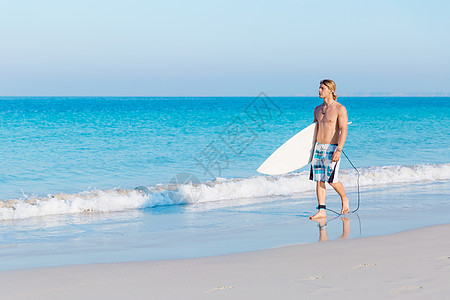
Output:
[1,223,449,299]
[1,179,450,272]
[2,180,450,272]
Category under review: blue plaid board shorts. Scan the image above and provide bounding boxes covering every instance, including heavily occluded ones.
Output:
[309,142,340,183]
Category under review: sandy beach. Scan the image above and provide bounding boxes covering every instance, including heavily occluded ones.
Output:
[1,223,449,299]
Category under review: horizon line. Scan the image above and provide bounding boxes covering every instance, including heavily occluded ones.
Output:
[0,94,449,98]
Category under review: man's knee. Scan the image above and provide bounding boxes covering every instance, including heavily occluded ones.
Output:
[329,181,339,188]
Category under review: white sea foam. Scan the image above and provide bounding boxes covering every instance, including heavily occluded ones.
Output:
[1,163,449,220]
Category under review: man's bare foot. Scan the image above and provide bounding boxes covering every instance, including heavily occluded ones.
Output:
[310,209,326,219]
[340,196,349,214]
[311,217,327,228]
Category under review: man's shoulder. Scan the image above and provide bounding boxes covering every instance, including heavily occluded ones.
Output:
[336,102,347,111]
[335,101,346,108]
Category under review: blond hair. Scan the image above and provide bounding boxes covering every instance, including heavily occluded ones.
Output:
[320,79,337,100]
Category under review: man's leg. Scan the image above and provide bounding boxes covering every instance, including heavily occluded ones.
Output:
[310,181,326,219]
[329,181,349,214]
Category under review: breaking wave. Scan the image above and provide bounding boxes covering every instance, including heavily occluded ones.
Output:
[1,163,449,220]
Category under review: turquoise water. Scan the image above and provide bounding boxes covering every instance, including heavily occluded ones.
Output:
[0,96,449,270]
[1,96,448,199]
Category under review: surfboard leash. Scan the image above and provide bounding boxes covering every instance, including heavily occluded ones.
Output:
[325,150,361,215]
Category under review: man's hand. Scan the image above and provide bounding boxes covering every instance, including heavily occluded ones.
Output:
[332,149,341,162]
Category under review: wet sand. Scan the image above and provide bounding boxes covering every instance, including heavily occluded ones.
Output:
[1,223,449,299]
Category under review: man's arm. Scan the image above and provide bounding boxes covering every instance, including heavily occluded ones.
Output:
[332,106,348,162]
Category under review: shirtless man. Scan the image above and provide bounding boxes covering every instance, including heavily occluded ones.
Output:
[309,79,349,219]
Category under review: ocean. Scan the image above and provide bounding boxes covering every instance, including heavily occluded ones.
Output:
[1,96,449,270]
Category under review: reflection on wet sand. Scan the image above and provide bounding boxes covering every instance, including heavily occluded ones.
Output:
[312,217,351,242]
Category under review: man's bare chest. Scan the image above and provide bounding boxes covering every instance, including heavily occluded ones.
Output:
[316,110,338,125]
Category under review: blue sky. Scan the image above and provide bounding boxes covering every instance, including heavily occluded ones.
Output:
[0,0,449,96]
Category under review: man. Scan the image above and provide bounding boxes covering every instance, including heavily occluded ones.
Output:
[309,79,349,219]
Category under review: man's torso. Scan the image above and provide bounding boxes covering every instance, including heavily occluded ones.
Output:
[314,103,343,144]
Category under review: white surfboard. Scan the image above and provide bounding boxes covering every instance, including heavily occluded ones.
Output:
[257,122,351,175]
[257,122,318,175]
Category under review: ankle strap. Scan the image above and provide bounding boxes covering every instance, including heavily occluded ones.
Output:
[317,205,326,210]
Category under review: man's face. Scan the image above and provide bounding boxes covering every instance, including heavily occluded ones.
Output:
[318,84,332,99]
